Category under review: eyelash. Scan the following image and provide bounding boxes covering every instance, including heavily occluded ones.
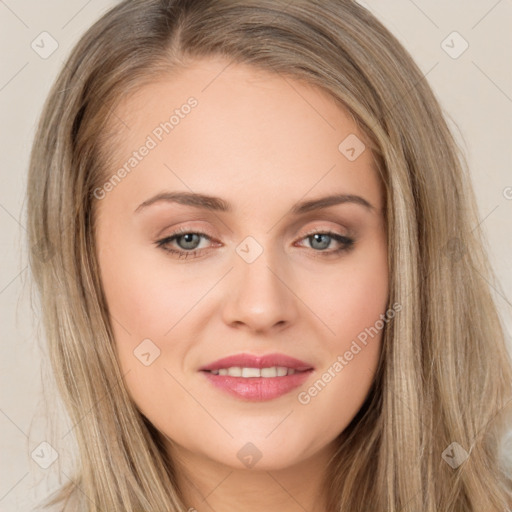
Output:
[155,226,355,260]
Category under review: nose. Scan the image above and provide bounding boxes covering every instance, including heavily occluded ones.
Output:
[221,247,299,334]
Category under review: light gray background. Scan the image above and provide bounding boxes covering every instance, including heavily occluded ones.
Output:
[1,1,511,510]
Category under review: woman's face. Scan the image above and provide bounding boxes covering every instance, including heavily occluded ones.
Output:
[95,57,389,472]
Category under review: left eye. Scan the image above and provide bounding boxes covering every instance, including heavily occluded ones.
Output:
[156,231,212,258]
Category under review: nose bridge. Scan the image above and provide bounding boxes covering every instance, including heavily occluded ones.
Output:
[222,234,297,331]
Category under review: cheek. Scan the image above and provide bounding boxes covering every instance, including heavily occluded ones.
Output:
[98,230,207,340]
[297,332,382,450]
[297,263,388,440]
[308,241,389,345]
[96,229,181,379]
[97,252,196,421]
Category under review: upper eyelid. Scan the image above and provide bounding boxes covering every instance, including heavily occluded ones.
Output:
[159,226,349,239]
[159,219,352,238]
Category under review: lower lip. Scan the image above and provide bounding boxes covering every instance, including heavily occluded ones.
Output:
[201,370,313,401]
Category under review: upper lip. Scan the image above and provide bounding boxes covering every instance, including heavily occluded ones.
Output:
[199,353,314,372]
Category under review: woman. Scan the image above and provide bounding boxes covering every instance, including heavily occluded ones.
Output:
[26,0,512,510]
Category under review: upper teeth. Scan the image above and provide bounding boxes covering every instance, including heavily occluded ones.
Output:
[209,366,296,377]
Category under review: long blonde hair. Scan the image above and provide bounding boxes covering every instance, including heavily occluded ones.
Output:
[27,0,512,510]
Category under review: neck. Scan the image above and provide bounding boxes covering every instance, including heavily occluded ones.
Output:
[168,441,335,512]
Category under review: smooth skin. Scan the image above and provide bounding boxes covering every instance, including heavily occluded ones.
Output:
[95,58,389,512]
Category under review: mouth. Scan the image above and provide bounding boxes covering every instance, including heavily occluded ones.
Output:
[199,353,314,401]
[203,366,307,377]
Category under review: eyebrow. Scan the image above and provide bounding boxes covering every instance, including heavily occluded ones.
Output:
[134,191,375,215]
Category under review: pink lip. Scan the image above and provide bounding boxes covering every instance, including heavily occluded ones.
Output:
[199,352,314,401]
[202,371,312,401]
[199,352,314,372]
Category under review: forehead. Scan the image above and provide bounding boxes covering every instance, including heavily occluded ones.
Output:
[98,57,382,214]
